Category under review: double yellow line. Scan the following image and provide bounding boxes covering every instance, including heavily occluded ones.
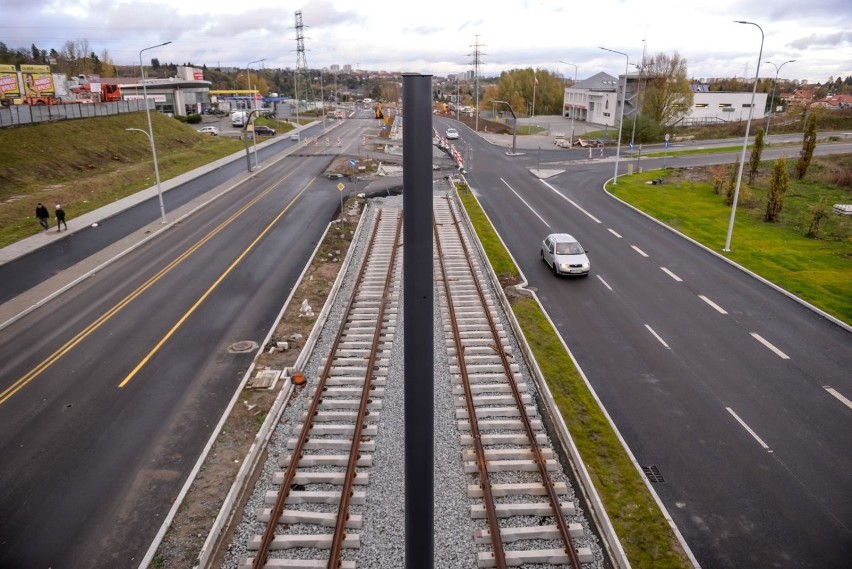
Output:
[1,173,311,404]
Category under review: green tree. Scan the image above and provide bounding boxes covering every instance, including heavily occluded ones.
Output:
[795,113,817,179]
[641,51,694,125]
[764,157,788,222]
[748,128,765,184]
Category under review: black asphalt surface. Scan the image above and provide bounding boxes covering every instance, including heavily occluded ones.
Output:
[440,117,852,569]
[0,119,368,567]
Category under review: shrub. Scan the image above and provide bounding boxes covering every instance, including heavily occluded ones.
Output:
[185,113,202,124]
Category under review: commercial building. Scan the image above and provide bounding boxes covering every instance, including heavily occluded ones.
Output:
[563,72,767,127]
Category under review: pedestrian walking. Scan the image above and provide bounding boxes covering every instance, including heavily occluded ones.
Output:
[55,203,67,231]
[35,202,50,231]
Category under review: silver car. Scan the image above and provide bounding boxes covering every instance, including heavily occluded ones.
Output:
[541,233,590,276]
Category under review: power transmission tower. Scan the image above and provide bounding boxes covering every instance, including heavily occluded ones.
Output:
[468,35,486,132]
[294,10,314,114]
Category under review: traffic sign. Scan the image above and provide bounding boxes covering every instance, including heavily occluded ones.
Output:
[348,159,356,167]
[337,183,345,192]
[664,133,670,142]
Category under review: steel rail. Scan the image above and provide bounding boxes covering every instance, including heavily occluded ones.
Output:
[433,214,507,569]
[328,211,403,566]
[252,210,387,569]
[445,196,582,568]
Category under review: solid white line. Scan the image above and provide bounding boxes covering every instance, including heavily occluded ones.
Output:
[726,407,772,451]
[540,180,602,223]
[608,228,623,238]
[631,245,649,257]
[596,275,613,291]
[500,178,550,228]
[660,267,683,282]
[644,324,671,349]
[699,295,728,315]
[823,386,852,411]
[750,332,790,359]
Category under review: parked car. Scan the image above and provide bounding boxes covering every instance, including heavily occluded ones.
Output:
[540,233,590,277]
[197,126,219,136]
[253,125,276,136]
[445,127,459,140]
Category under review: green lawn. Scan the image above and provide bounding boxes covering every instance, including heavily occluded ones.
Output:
[607,167,852,325]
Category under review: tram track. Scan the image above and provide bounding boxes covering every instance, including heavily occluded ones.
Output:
[228,187,605,569]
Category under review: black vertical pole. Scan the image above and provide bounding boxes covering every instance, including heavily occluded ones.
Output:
[403,73,434,569]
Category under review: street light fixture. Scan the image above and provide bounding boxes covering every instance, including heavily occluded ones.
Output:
[559,61,578,148]
[765,59,795,136]
[599,46,629,185]
[139,41,171,224]
[723,20,764,252]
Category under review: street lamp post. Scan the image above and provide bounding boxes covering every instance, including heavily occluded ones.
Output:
[724,20,764,252]
[139,41,171,224]
[599,47,629,185]
[559,61,578,148]
[246,58,266,168]
[765,59,794,137]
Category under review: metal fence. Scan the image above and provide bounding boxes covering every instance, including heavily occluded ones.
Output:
[0,99,152,128]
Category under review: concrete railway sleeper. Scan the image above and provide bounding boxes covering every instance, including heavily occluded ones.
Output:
[244,208,403,569]
[433,195,593,568]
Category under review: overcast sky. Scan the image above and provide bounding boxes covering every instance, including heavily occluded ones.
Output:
[3,0,850,83]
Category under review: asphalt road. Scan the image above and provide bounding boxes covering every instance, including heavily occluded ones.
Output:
[440,116,852,568]
[0,118,374,568]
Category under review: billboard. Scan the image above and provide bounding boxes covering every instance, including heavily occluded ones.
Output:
[20,64,55,97]
[0,64,19,98]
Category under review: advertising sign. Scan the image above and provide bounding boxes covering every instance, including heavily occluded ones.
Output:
[20,64,55,97]
[0,64,19,97]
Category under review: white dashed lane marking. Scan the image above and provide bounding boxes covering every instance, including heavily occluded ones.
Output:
[726,407,773,452]
[699,295,728,315]
[750,332,790,359]
[660,267,683,282]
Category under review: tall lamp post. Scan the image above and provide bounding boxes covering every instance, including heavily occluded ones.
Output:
[723,20,764,252]
[559,61,578,148]
[139,41,171,224]
[765,59,794,136]
[246,58,266,168]
[599,47,629,185]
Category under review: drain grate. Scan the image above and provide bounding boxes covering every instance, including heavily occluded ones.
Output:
[643,465,665,483]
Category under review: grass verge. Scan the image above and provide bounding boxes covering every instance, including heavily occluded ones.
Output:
[455,183,692,569]
[0,113,246,248]
[607,165,852,326]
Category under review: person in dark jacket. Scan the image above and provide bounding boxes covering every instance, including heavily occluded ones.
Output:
[55,203,67,231]
[35,203,50,231]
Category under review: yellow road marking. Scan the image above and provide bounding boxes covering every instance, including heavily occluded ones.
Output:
[118,180,314,387]
[0,171,301,405]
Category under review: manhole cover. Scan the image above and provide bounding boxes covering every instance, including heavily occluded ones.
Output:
[228,341,258,354]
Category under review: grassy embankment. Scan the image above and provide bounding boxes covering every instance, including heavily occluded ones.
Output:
[0,112,299,248]
[607,159,851,326]
[456,184,693,569]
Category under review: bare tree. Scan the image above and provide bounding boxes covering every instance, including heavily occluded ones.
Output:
[640,51,693,126]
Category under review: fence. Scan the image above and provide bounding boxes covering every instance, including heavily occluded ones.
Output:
[0,99,152,128]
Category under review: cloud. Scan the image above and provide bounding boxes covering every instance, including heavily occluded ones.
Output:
[788,30,852,50]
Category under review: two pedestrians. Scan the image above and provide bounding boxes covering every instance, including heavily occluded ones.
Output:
[35,203,50,231]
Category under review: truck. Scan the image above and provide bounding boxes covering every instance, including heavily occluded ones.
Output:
[231,111,247,127]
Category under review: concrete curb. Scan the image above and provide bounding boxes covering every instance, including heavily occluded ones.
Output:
[453,176,655,569]
[186,203,371,569]
[600,175,852,334]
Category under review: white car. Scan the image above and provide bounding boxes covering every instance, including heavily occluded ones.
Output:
[445,127,459,140]
[541,233,590,277]
[197,126,219,136]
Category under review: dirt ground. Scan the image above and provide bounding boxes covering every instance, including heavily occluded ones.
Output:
[150,202,363,569]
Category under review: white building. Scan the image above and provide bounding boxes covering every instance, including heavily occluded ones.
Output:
[564,72,767,127]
